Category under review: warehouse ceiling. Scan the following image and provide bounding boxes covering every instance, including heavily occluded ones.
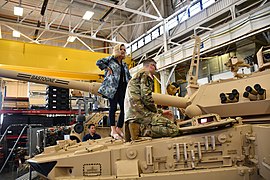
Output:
[0,0,176,52]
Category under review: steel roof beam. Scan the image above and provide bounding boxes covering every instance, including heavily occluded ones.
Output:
[100,19,158,32]
[111,1,156,41]
[92,0,128,37]
[87,0,162,20]
[149,0,163,19]
[77,37,94,51]
[128,1,150,20]
[0,0,9,9]
[19,2,43,24]
[48,0,74,28]
[105,0,156,39]
[0,20,126,45]
[48,0,58,22]
[3,24,39,44]
[106,21,125,39]
[36,0,73,41]
[57,8,70,30]
[130,14,144,41]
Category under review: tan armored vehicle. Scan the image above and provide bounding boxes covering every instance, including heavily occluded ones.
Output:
[0,43,270,179]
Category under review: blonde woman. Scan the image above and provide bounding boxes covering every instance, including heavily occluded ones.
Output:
[96,44,131,139]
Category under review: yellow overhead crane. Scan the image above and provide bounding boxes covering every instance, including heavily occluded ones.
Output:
[0,39,131,81]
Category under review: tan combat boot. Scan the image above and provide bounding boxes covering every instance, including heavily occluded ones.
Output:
[124,122,131,142]
[128,122,140,141]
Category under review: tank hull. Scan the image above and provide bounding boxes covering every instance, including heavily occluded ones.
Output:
[28,124,269,179]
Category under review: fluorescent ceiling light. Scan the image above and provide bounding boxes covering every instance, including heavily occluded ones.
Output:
[82,11,94,20]
[67,36,76,42]
[14,6,23,16]
[12,30,20,38]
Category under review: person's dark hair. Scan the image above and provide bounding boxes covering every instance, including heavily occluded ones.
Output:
[143,58,156,67]
[88,123,95,129]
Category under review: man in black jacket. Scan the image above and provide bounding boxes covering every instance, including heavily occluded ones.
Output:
[82,124,101,141]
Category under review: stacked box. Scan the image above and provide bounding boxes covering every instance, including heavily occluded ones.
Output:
[2,97,29,109]
[46,86,70,110]
[16,101,30,109]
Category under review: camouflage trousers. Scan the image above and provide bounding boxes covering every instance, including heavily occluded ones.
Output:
[132,114,179,138]
[149,114,179,138]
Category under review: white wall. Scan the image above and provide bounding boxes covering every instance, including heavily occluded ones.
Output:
[5,81,28,97]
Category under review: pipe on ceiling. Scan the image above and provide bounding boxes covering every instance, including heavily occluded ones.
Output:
[34,0,49,39]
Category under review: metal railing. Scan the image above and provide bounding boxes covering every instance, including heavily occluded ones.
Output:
[0,124,43,174]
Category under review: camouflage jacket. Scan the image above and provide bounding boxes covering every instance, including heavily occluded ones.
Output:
[96,56,131,99]
[124,69,157,125]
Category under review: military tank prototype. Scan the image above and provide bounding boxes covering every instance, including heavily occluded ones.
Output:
[0,43,270,179]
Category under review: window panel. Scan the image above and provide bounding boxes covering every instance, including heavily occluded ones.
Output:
[167,16,178,30]
[138,38,144,48]
[189,2,201,17]
[160,25,164,35]
[178,11,189,22]
[145,34,152,44]
[202,0,215,9]
[131,43,138,52]
[126,47,131,55]
[152,28,160,40]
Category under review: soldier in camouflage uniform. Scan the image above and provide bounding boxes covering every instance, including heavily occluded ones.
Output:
[124,59,179,140]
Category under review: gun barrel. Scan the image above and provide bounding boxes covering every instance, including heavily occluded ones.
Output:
[245,86,258,95]
[152,93,188,108]
[231,89,239,98]
[219,93,227,103]
[243,91,257,101]
[0,68,101,95]
[254,84,262,91]
[258,88,266,100]
[0,68,188,109]
[220,91,239,103]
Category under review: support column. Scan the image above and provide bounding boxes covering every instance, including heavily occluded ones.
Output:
[163,20,168,52]
[160,69,174,94]
[230,5,236,19]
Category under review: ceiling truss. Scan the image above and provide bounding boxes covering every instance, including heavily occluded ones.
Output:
[0,0,166,52]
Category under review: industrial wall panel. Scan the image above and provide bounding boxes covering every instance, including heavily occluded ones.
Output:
[207,0,231,16]
[251,11,270,31]
[5,81,28,97]
[157,4,270,71]
[231,21,251,40]
[186,12,205,29]
[132,0,247,60]
[176,22,187,34]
